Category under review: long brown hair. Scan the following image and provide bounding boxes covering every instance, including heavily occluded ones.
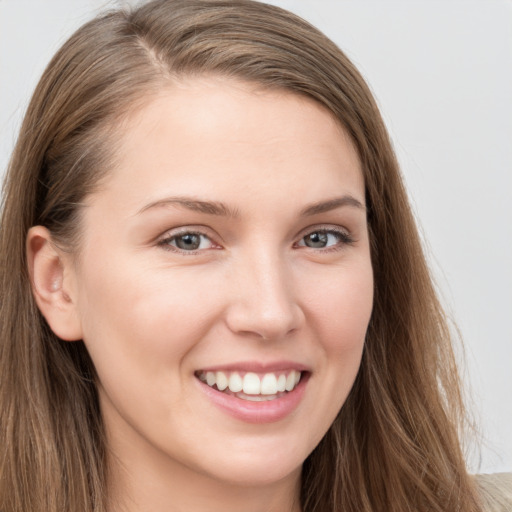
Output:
[0,1,482,511]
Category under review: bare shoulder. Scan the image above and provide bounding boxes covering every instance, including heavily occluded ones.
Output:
[474,473,512,512]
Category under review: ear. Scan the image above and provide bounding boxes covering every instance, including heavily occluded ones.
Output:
[26,226,83,341]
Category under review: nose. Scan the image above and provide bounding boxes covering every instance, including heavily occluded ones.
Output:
[224,249,305,341]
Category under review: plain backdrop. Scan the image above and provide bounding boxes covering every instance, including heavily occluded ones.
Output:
[1,0,511,474]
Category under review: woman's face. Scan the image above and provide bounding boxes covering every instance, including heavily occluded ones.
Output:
[68,78,373,488]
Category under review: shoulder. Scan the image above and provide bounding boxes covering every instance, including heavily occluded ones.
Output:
[473,473,512,512]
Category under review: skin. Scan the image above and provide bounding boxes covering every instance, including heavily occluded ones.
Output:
[28,78,374,512]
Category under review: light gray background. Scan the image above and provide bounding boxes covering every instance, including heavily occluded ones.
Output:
[1,0,510,474]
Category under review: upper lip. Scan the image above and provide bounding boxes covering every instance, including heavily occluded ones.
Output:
[197,360,311,373]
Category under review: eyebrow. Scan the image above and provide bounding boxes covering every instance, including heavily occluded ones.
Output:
[299,195,366,216]
[137,194,365,217]
[137,196,240,218]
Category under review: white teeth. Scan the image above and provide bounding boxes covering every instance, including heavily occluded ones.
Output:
[260,373,278,395]
[276,374,286,392]
[206,371,216,387]
[243,372,261,394]
[228,372,243,393]
[216,371,228,391]
[200,369,303,396]
[238,393,278,402]
[285,371,296,391]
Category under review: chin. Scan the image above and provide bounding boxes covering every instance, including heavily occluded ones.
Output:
[211,460,302,488]
[195,437,307,487]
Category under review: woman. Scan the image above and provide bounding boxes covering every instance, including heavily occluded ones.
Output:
[0,1,509,511]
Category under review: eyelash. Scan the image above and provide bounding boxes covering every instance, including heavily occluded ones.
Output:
[157,229,218,253]
[294,227,354,252]
[157,226,354,254]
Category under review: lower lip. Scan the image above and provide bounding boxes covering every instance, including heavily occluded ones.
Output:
[196,374,309,424]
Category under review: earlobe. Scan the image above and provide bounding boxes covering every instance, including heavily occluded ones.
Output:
[26,226,83,341]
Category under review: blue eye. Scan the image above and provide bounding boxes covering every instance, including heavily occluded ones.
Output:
[161,232,214,251]
[297,229,352,249]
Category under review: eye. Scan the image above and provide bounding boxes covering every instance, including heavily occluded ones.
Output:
[159,231,216,252]
[296,228,353,250]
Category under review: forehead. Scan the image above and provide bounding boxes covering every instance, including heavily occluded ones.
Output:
[88,77,364,214]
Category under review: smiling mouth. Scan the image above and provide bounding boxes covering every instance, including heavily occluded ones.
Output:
[195,370,303,402]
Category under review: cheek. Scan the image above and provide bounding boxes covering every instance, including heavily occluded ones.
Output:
[300,259,373,423]
[74,258,229,436]
[75,256,224,384]
[303,259,373,353]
